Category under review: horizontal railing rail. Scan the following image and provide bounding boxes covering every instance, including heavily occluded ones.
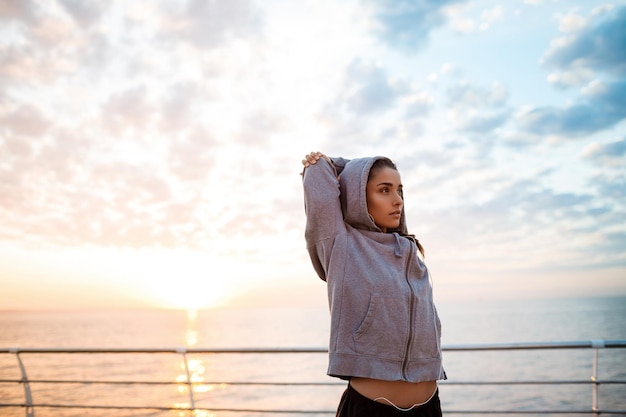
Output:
[1,340,625,416]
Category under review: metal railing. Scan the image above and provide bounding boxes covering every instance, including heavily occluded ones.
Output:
[1,340,625,416]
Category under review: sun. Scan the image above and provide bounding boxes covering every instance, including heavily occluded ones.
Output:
[124,248,235,310]
[149,278,231,310]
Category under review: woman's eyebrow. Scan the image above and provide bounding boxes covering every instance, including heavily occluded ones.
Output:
[376,182,403,187]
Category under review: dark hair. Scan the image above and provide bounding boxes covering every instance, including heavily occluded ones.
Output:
[368,157,398,182]
[367,158,425,258]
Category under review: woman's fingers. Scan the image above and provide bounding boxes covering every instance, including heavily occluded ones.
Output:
[302,151,323,167]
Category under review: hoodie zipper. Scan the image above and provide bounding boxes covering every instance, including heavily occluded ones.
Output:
[401,247,415,380]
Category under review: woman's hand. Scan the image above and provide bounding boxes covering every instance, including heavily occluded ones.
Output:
[301,152,340,183]
[302,151,329,168]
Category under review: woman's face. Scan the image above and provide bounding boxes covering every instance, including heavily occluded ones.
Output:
[366,166,403,233]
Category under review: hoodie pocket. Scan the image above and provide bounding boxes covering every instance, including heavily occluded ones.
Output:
[353,295,408,359]
[409,299,441,360]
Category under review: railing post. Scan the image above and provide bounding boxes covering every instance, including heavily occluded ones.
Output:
[9,348,35,417]
[177,347,196,416]
[591,339,604,417]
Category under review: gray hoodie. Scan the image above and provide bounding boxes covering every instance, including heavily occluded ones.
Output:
[303,156,446,382]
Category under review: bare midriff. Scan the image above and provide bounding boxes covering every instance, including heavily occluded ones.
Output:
[350,377,438,408]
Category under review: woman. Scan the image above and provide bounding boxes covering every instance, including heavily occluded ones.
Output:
[302,151,445,416]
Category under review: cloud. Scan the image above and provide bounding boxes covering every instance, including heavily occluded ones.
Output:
[480,5,504,24]
[365,0,467,50]
[590,172,626,201]
[396,149,452,171]
[234,108,291,146]
[517,79,626,136]
[404,144,622,278]
[319,59,439,152]
[582,173,626,257]
[557,13,586,33]
[0,43,70,86]
[447,80,508,107]
[320,60,411,150]
[0,115,293,252]
[0,3,110,89]
[582,137,626,167]
[518,7,626,137]
[168,127,218,182]
[459,111,510,134]
[442,3,504,35]
[408,167,621,272]
[100,87,157,134]
[441,3,503,34]
[0,1,299,252]
[543,6,626,80]
[546,67,595,88]
[404,93,435,118]
[0,164,198,249]
[158,0,263,49]
[0,0,36,21]
[342,59,405,114]
[1,104,50,137]
[444,6,476,34]
[602,232,626,257]
[0,104,214,250]
[446,81,511,135]
[158,82,203,132]
[57,0,110,27]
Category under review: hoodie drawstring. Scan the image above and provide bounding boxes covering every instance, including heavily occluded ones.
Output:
[393,233,402,257]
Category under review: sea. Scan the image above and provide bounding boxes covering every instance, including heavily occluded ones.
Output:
[1,295,625,417]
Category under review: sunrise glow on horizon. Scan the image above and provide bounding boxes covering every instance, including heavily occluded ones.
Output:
[1,0,625,311]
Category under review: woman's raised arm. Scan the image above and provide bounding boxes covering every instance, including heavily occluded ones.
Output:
[301,151,347,280]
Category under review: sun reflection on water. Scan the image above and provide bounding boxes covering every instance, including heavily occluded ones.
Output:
[172,309,225,417]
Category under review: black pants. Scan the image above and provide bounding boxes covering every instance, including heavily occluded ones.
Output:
[336,384,442,417]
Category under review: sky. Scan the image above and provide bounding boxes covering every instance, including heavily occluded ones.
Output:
[0,0,625,311]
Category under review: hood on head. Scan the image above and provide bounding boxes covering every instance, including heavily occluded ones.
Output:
[338,156,408,234]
